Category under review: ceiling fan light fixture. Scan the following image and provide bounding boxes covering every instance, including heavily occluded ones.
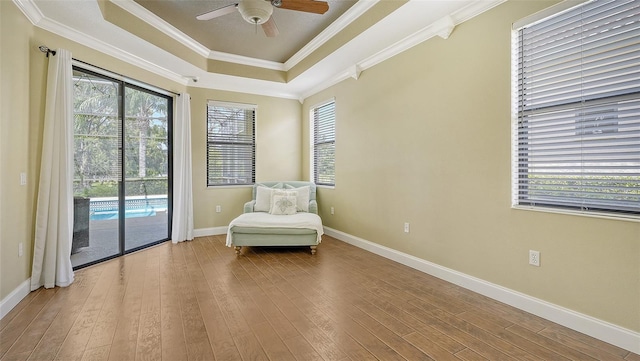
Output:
[238,0,273,25]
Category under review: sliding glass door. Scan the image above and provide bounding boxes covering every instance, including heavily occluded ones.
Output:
[71,67,172,268]
[72,70,121,266]
[123,86,171,252]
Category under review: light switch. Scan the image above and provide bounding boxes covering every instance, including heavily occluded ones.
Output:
[20,173,26,186]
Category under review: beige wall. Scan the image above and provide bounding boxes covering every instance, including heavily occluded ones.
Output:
[189,87,302,229]
[303,0,640,332]
[1,2,36,299]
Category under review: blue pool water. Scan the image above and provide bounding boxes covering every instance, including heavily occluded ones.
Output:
[90,208,157,221]
[89,198,167,221]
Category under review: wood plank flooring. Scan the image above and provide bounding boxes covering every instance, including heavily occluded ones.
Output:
[1,235,637,361]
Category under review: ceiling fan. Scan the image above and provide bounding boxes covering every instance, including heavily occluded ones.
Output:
[196,0,329,37]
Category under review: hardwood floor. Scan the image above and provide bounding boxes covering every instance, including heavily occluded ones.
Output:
[1,235,637,361]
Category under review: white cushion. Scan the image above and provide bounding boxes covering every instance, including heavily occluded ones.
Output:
[269,194,298,215]
[285,185,310,212]
[254,186,274,212]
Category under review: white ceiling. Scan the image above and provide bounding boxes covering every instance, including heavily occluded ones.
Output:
[15,0,506,101]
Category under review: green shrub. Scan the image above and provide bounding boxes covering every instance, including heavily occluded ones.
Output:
[74,178,168,198]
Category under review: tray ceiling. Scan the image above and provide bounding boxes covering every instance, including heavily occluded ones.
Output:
[19,0,506,99]
[133,0,357,63]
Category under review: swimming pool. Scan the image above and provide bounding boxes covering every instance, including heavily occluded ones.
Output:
[90,208,158,220]
[89,197,167,221]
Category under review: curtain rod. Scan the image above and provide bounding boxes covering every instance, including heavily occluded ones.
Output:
[38,45,180,97]
[38,45,56,58]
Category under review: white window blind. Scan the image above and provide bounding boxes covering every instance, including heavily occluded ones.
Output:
[514,0,640,217]
[514,0,640,215]
[313,100,336,186]
[207,101,255,186]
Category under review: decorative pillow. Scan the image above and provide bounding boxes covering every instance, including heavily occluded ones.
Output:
[269,194,298,215]
[253,183,283,211]
[285,185,310,212]
[256,182,283,190]
[254,186,274,212]
[271,189,297,203]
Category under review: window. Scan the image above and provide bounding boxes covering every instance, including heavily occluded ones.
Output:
[207,101,256,186]
[312,100,336,186]
[513,0,640,217]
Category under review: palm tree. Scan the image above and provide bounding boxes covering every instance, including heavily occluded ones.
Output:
[73,70,169,197]
[73,71,120,195]
[125,88,167,179]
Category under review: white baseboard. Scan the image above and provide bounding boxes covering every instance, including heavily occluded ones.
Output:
[323,227,640,354]
[0,278,31,320]
[193,226,227,237]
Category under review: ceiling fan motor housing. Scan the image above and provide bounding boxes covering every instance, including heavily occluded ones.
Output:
[238,0,273,24]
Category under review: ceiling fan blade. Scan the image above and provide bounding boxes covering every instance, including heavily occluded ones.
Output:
[277,0,328,14]
[262,16,279,37]
[196,3,238,21]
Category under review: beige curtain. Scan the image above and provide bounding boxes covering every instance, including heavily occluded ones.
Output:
[171,93,194,243]
[31,48,75,290]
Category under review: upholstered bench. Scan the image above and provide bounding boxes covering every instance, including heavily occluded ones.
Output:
[226,181,323,255]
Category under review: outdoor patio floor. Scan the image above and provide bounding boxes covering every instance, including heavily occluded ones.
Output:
[70,212,169,267]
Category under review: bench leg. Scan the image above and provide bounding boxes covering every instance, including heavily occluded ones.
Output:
[310,245,317,255]
[234,246,242,255]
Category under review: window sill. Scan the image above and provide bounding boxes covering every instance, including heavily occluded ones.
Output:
[511,205,640,223]
[316,185,335,190]
[207,185,253,190]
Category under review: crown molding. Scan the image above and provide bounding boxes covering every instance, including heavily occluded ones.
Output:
[284,0,379,70]
[359,0,507,72]
[299,64,353,101]
[191,73,299,100]
[299,0,507,102]
[110,0,211,58]
[358,16,454,71]
[209,50,285,71]
[12,0,44,25]
[299,10,461,101]
[432,15,455,40]
[348,64,362,80]
[34,14,188,86]
[451,0,508,24]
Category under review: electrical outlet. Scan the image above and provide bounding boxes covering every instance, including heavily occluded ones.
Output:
[19,242,23,257]
[529,250,540,267]
[215,205,221,213]
[404,222,410,233]
[330,207,334,215]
